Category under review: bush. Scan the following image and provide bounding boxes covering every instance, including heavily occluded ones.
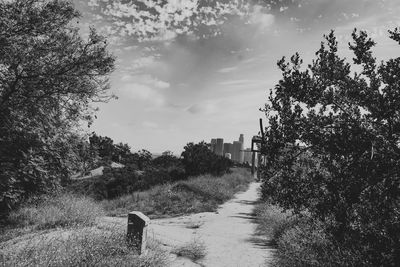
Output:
[273,219,367,267]
[253,203,298,244]
[67,166,140,200]
[254,203,367,267]
[261,29,400,265]
[8,194,103,229]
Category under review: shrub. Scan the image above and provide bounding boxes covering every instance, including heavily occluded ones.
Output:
[253,203,298,244]
[273,219,366,267]
[67,165,140,200]
[173,238,207,261]
[8,193,103,229]
[254,203,367,267]
[261,29,400,265]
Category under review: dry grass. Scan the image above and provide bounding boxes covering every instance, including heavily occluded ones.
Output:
[253,202,298,244]
[0,223,168,267]
[8,194,104,230]
[102,167,253,217]
[1,194,169,267]
[254,203,364,267]
[172,238,207,262]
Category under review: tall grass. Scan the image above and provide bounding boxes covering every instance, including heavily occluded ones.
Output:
[253,203,299,244]
[0,224,168,267]
[102,167,253,217]
[254,202,365,267]
[8,194,104,229]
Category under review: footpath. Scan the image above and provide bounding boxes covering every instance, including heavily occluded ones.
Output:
[149,182,275,267]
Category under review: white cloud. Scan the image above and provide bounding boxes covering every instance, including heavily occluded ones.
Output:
[85,0,252,41]
[142,121,158,129]
[187,101,218,115]
[250,5,275,31]
[218,79,267,87]
[217,66,238,73]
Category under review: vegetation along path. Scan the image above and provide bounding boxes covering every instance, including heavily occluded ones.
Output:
[150,182,275,266]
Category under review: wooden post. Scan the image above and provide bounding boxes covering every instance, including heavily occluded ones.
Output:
[251,151,256,176]
[127,211,150,254]
[257,153,262,180]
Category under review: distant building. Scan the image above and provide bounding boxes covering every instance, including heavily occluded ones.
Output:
[223,143,233,155]
[210,139,217,153]
[238,134,244,163]
[233,141,241,162]
[209,134,247,163]
[215,138,224,156]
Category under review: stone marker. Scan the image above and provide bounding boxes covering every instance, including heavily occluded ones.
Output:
[127,211,150,254]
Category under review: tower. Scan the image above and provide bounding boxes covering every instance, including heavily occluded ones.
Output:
[210,139,217,153]
[233,141,241,162]
[239,134,244,144]
[215,138,224,156]
[238,134,244,163]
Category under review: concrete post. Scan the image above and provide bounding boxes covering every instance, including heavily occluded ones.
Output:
[127,211,150,254]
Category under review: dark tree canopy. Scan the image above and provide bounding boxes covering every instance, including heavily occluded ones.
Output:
[0,0,115,210]
[181,141,232,177]
[261,29,400,265]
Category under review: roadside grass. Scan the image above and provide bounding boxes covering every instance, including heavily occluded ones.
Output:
[172,238,207,262]
[7,194,103,230]
[102,167,253,217]
[254,202,363,266]
[253,202,299,244]
[1,196,168,267]
[0,223,168,267]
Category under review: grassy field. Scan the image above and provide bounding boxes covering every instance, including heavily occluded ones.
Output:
[1,167,252,266]
[102,167,253,217]
[0,194,168,267]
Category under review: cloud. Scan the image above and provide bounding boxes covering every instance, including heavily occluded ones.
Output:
[187,101,218,115]
[217,66,238,73]
[117,74,169,106]
[83,0,252,41]
[218,79,268,88]
[250,5,275,31]
[120,74,170,89]
[142,121,158,129]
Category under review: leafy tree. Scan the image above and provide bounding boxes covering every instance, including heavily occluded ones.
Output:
[181,141,231,177]
[261,29,400,265]
[0,0,114,210]
[131,149,152,171]
[89,134,115,161]
[153,152,179,168]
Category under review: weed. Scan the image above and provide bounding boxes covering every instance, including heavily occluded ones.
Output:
[173,238,207,261]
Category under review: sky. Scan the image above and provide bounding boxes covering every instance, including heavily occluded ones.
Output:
[72,0,400,154]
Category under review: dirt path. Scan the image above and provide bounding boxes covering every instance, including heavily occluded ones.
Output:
[149,182,275,266]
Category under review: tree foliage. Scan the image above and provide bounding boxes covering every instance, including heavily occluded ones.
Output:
[0,0,114,211]
[261,29,400,265]
[181,141,232,177]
